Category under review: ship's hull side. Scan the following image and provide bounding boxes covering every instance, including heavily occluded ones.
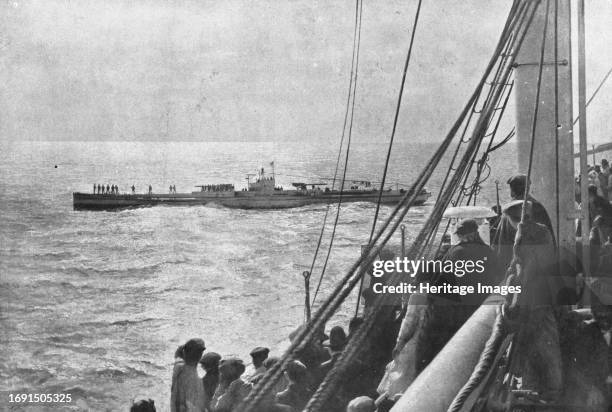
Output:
[72,191,430,211]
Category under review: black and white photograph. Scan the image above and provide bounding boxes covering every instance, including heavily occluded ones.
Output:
[1,0,612,411]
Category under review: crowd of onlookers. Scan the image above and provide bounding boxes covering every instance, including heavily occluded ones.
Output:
[93,184,145,195]
[93,183,120,195]
[579,159,612,275]
[580,159,612,202]
[129,318,397,412]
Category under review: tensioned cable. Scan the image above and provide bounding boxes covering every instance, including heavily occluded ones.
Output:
[308,0,363,310]
[305,6,534,403]
[367,0,424,240]
[416,9,527,263]
[489,127,516,152]
[237,4,527,410]
[572,65,612,126]
[303,1,534,409]
[355,0,424,314]
[311,0,364,307]
[434,23,516,209]
[495,0,553,398]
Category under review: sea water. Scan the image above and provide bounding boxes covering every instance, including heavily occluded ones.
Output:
[0,140,516,411]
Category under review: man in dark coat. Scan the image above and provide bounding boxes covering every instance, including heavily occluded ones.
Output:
[493,174,555,271]
[417,218,500,372]
[247,346,269,384]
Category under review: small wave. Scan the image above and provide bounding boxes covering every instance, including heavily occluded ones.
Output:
[136,360,166,370]
[33,251,79,260]
[203,286,223,292]
[68,256,190,279]
[10,368,54,385]
[79,317,161,328]
[48,332,87,344]
[110,318,159,326]
[47,342,108,356]
[83,366,151,380]
[70,263,164,278]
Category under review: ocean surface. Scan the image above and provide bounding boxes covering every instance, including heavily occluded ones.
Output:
[0,140,517,411]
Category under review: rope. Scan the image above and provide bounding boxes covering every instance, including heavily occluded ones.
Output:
[356,0,424,314]
[238,137,448,412]
[469,80,515,205]
[367,0,423,240]
[304,3,535,409]
[239,3,531,410]
[488,127,515,152]
[446,307,505,412]
[447,2,553,410]
[311,0,363,307]
[572,65,612,126]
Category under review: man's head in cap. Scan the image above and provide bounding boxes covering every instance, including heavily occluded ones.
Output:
[507,174,529,200]
[249,346,270,369]
[454,218,482,243]
[455,218,479,236]
[284,360,308,384]
[183,338,206,365]
[199,352,221,373]
[329,326,347,352]
[346,396,376,412]
[219,357,246,382]
[130,398,156,412]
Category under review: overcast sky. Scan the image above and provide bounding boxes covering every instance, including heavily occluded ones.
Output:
[1,0,611,143]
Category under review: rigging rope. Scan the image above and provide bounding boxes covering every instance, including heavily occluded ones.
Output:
[447,1,552,409]
[355,0,424,315]
[311,0,364,307]
[488,127,516,152]
[304,2,535,409]
[572,65,612,126]
[238,2,532,411]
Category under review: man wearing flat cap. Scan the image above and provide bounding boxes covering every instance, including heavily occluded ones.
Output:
[415,218,499,372]
[247,346,269,383]
[211,357,252,412]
